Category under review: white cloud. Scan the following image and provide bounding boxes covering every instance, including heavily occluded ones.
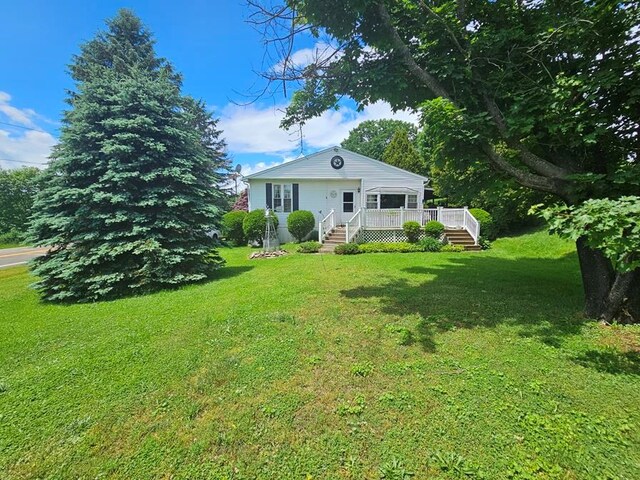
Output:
[0,92,57,169]
[0,91,39,128]
[219,100,419,168]
[274,41,341,72]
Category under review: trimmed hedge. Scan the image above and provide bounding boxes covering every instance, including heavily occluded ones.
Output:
[243,209,279,245]
[424,220,445,238]
[402,221,421,243]
[359,242,420,253]
[469,208,496,240]
[287,210,315,242]
[334,243,361,255]
[297,241,322,253]
[222,210,247,246]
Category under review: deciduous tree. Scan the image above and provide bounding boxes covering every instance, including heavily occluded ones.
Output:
[341,119,417,160]
[250,0,640,322]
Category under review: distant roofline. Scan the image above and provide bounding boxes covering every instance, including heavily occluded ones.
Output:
[244,146,430,183]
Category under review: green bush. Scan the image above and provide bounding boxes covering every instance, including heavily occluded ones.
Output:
[287,210,315,242]
[334,243,361,255]
[243,209,279,245]
[469,208,497,240]
[419,236,443,252]
[221,210,247,246]
[478,236,492,250]
[358,242,420,253]
[424,220,445,238]
[0,228,24,245]
[402,221,421,243]
[441,244,465,253]
[297,241,322,253]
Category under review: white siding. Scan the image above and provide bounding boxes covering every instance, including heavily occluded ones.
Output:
[246,147,428,243]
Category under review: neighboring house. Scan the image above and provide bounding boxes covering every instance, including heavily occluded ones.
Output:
[245,146,479,249]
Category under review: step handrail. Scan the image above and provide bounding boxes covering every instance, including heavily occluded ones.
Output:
[345,208,362,243]
[319,209,335,244]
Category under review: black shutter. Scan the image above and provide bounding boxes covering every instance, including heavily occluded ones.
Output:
[266,183,272,209]
[292,183,299,211]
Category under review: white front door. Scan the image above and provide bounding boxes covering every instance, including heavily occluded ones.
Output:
[340,190,357,224]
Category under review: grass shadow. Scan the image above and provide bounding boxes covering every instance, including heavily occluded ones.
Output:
[341,252,586,354]
[573,349,640,376]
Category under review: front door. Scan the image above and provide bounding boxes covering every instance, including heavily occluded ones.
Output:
[341,190,357,224]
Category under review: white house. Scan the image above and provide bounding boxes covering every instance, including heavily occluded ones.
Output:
[245,146,479,248]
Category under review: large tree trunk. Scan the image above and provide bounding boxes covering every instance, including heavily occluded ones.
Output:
[576,237,640,323]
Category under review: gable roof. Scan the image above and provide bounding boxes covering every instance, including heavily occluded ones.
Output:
[245,146,430,183]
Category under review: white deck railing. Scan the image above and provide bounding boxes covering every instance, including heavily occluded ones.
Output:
[318,209,336,243]
[464,208,480,244]
[345,208,362,243]
[362,207,479,245]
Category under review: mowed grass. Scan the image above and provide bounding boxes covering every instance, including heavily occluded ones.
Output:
[1,231,639,479]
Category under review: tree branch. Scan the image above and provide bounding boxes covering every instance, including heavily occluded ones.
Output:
[376,2,454,101]
[480,143,566,195]
[378,1,570,184]
[481,94,570,178]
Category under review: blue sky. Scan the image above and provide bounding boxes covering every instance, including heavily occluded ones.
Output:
[0,0,416,175]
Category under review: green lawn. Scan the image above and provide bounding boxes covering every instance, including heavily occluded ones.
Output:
[1,231,639,479]
[0,243,23,249]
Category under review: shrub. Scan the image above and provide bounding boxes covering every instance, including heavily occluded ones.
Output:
[469,208,497,240]
[424,220,445,238]
[297,241,321,253]
[478,236,492,250]
[0,228,24,245]
[221,210,247,246]
[402,221,421,243]
[358,242,420,253]
[441,244,465,253]
[243,209,279,245]
[287,210,315,242]
[419,236,443,252]
[334,243,360,255]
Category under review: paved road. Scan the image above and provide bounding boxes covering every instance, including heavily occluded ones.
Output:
[0,247,48,269]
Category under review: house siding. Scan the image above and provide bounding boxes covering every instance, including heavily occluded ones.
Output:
[246,147,428,243]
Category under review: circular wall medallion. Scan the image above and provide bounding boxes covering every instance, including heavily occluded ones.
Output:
[330,190,337,198]
[330,155,344,169]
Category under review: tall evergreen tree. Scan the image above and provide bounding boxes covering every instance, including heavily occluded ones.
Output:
[29,10,226,302]
[382,129,423,175]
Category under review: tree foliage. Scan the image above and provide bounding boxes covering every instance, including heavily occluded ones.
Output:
[252,0,640,322]
[0,167,40,234]
[28,10,226,302]
[382,128,423,175]
[232,189,249,211]
[341,119,417,161]
[534,198,640,275]
[417,99,548,233]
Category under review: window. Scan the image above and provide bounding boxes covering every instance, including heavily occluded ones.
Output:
[273,183,292,212]
[283,184,292,212]
[366,194,378,209]
[380,194,406,209]
[407,194,418,209]
[343,191,354,213]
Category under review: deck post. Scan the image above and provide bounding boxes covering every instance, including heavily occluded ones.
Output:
[400,207,404,225]
[463,206,468,229]
[319,222,323,244]
[437,206,443,223]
